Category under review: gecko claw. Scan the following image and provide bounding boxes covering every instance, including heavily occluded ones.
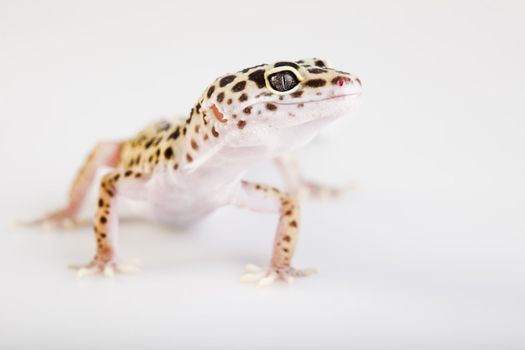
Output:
[76,266,99,279]
[70,260,140,278]
[116,264,141,274]
[257,273,276,288]
[244,264,263,273]
[103,266,115,278]
[240,264,317,286]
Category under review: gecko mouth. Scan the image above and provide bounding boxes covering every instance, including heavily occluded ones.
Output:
[275,92,362,106]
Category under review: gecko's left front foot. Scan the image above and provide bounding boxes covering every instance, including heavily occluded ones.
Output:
[70,258,140,278]
[19,207,89,230]
[240,264,317,287]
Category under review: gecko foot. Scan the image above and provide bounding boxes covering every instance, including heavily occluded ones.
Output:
[69,259,140,278]
[19,208,89,230]
[298,180,355,199]
[240,264,317,287]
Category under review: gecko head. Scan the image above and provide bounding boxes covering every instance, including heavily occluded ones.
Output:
[201,58,362,151]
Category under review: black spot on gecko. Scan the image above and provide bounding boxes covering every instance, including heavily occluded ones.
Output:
[232,81,246,92]
[243,106,252,115]
[164,147,173,159]
[315,60,326,67]
[240,64,265,74]
[239,93,248,102]
[274,61,300,69]
[219,75,236,87]
[305,79,326,88]
[308,68,326,74]
[144,138,155,149]
[266,103,277,111]
[168,127,180,140]
[248,69,266,88]
[207,85,215,98]
[216,92,225,103]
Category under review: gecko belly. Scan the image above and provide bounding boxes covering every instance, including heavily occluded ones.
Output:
[118,166,240,228]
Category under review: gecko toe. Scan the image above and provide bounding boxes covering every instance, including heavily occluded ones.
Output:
[76,266,99,279]
[240,264,316,287]
[240,270,265,282]
[244,264,263,273]
[257,273,276,288]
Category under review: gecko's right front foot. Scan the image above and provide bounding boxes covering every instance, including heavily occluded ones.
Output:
[296,180,356,199]
[70,257,140,278]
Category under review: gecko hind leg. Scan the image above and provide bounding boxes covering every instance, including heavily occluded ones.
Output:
[233,181,317,287]
[21,141,123,229]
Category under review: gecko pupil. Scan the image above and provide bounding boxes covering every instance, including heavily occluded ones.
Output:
[268,71,299,92]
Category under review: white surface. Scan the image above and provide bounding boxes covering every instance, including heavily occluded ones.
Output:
[1,1,524,349]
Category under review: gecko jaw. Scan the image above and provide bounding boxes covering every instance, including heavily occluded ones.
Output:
[275,92,362,106]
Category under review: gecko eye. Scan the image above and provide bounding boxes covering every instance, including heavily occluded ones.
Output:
[267,71,299,92]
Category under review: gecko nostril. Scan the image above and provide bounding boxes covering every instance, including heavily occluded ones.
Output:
[337,78,345,87]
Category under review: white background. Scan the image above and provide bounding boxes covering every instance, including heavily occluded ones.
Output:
[1,1,524,349]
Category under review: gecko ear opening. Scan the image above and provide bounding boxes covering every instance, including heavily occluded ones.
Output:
[211,104,227,123]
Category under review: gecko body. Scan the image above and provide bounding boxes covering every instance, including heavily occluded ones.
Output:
[33,58,362,285]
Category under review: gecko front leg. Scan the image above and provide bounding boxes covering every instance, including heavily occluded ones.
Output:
[275,154,354,198]
[233,181,316,287]
[72,170,147,277]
